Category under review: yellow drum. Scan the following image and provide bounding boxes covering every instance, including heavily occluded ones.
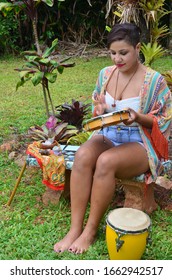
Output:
[106,208,151,260]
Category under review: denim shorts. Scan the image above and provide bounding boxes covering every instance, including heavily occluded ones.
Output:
[98,125,144,146]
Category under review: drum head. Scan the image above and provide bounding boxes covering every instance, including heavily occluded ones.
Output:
[107,208,151,233]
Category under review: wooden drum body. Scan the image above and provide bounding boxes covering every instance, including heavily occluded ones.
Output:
[106,208,151,260]
[84,110,130,131]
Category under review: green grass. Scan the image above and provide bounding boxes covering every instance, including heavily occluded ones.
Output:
[0,54,172,260]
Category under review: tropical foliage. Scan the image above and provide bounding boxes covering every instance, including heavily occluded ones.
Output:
[0,0,55,54]
[0,0,171,55]
[0,1,76,117]
[15,39,75,117]
[140,42,166,66]
[27,117,78,144]
[55,99,91,131]
[27,99,92,144]
[0,0,109,53]
[67,131,92,145]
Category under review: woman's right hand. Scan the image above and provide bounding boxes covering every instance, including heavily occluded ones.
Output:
[93,94,109,116]
[93,103,106,116]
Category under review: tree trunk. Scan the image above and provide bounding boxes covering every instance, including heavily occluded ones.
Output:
[42,84,49,118]
[47,86,55,116]
[32,18,41,55]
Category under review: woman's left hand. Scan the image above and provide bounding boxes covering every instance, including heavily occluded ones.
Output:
[122,108,138,125]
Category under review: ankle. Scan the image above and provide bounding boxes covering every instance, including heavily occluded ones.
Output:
[82,225,98,239]
[70,225,83,234]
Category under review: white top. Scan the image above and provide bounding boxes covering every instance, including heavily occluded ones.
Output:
[105,92,140,113]
[105,92,140,126]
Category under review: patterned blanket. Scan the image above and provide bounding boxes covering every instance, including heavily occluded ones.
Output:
[26,141,65,191]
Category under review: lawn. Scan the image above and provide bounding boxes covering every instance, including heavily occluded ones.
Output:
[0,54,172,260]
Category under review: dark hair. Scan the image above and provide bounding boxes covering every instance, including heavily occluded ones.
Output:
[107,23,141,48]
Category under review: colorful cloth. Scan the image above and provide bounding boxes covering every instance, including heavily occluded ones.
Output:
[26,141,65,191]
[92,65,172,184]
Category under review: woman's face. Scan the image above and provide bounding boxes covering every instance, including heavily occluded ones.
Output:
[109,40,140,72]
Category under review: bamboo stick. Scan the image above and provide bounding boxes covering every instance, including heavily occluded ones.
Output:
[6,161,27,206]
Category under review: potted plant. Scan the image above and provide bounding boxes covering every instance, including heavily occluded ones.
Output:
[27,99,92,146]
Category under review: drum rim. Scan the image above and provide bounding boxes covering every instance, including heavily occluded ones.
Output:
[84,109,129,125]
[106,218,151,234]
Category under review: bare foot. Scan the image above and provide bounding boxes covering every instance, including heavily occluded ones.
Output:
[54,229,82,253]
[68,230,96,254]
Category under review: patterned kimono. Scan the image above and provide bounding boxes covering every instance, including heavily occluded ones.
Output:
[92,65,172,184]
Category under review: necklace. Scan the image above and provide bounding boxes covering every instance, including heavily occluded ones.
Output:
[112,64,139,107]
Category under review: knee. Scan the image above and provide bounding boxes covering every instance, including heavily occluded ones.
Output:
[73,145,94,169]
[95,153,116,177]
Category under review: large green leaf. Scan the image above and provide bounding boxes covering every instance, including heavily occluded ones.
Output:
[0,3,13,16]
[39,58,50,64]
[25,55,40,62]
[42,0,54,7]
[42,39,58,58]
[25,61,39,68]
[19,71,31,79]
[50,60,59,68]
[0,2,24,16]
[0,3,12,10]
[16,76,31,90]
[16,79,25,91]
[57,65,64,74]
[67,131,91,145]
[45,72,57,83]
[31,72,44,86]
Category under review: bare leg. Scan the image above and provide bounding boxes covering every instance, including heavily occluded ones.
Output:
[68,142,149,254]
[54,135,113,252]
